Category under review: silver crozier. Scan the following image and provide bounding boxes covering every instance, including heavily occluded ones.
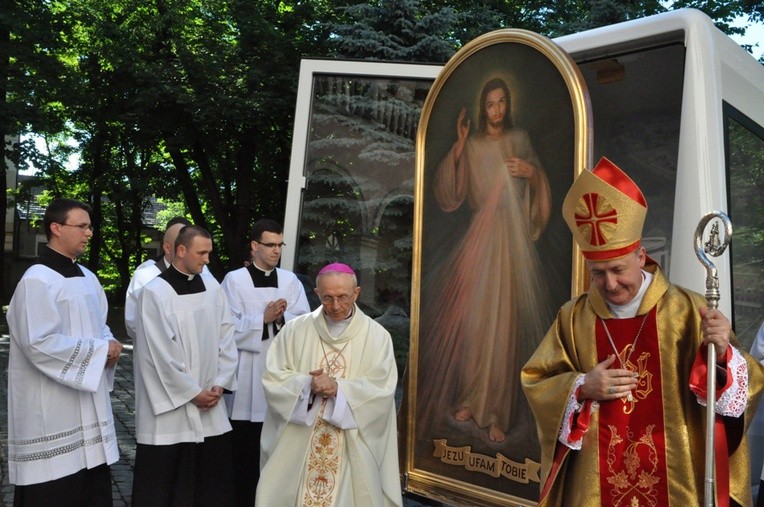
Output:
[693,211,732,507]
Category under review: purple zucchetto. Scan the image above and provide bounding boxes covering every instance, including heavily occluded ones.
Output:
[317,262,356,276]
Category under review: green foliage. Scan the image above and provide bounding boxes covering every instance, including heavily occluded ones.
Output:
[2,0,763,302]
[555,1,666,35]
[669,0,752,35]
[746,0,764,23]
[729,118,764,261]
[154,200,189,232]
[327,0,459,62]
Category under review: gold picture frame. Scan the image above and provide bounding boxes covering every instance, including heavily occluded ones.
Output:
[404,29,591,506]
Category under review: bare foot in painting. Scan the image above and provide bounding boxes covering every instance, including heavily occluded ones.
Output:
[488,423,506,443]
[454,407,472,421]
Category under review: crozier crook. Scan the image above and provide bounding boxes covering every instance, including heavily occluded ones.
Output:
[694,211,732,507]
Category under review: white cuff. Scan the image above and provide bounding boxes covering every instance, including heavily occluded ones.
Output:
[289,377,320,426]
[106,365,116,392]
[321,384,358,430]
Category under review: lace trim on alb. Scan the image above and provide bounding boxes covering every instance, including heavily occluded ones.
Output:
[58,338,96,389]
[8,420,116,462]
[695,347,748,417]
[559,374,588,450]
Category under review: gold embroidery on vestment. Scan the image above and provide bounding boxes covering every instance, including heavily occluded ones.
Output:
[605,424,660,506]
[303,411,342,507]
[301,346,348,507]
[616,348,653,414]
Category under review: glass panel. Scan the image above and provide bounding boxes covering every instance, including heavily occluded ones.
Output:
[577,44,685,274]
[726,112,764,351]
[294,74,432,359]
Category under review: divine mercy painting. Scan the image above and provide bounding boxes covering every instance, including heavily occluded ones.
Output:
[406,29,591,506]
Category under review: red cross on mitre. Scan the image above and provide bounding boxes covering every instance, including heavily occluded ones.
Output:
[574,193,618,246]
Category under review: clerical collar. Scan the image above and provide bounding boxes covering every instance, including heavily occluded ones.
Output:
[252,262,274,276]
[248,263,278,288]
[38,246,84,278]
[608,270,653,319]
[159,265,205,295]
[323,307,354,338]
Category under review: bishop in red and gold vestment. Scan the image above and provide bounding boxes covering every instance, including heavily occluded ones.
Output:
[522,157,764,507]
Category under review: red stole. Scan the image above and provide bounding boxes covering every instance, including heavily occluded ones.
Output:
[595,307,669,506]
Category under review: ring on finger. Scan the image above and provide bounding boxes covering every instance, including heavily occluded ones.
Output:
[608,386,616,395]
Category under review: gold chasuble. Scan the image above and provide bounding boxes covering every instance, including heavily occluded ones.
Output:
[522,263,764,506]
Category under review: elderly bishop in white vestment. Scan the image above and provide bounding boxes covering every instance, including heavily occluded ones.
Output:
[256,263,402,507]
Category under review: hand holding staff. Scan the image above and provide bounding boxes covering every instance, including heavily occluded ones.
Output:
[693,211,732,507]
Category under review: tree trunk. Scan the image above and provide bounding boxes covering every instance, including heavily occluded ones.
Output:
[0,17,11,303]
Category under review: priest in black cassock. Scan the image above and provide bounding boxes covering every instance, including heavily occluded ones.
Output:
[131,224,239,506]
[221,218,310,506]
[7,198,123,507]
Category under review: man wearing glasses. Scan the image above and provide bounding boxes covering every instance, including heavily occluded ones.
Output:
[6,198,122,506]
[255,263,402,507]
[221,218,310,506]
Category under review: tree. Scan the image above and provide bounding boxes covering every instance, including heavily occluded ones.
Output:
[11,1,181,295]
[112,0,336,274]
[8,0,337,286]
[0,0,74,301]
[4,0,763,303]
[328,0,459,62]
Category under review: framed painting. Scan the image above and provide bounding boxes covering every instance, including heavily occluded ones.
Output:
[405,29,591,505]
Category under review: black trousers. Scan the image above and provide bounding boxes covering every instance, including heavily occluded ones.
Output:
[14,463,112,507]
[229,419,263,507]
[131,433,235,507]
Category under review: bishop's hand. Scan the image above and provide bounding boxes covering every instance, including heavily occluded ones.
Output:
[700,307,731,362]
[580,354,638,402]
[310,368,338,398]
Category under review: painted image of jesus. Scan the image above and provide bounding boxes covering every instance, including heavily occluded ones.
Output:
[419,77,554,443]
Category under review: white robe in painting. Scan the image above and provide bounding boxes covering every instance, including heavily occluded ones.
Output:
[256,306,402,507]
[134,270,238,445]
[221,266,310,422]
[6,264,119,485]
[419,129,552,433]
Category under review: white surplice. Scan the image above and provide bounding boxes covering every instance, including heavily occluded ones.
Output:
[256,306,402,507]
[124,258,163,339]
[134,271,238,444]
[7,264,119,485]
[221,266,310,421]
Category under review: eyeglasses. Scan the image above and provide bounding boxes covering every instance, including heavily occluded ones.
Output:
[60,223,94,232]
[255,241,286,249]
[320,294,353,305]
